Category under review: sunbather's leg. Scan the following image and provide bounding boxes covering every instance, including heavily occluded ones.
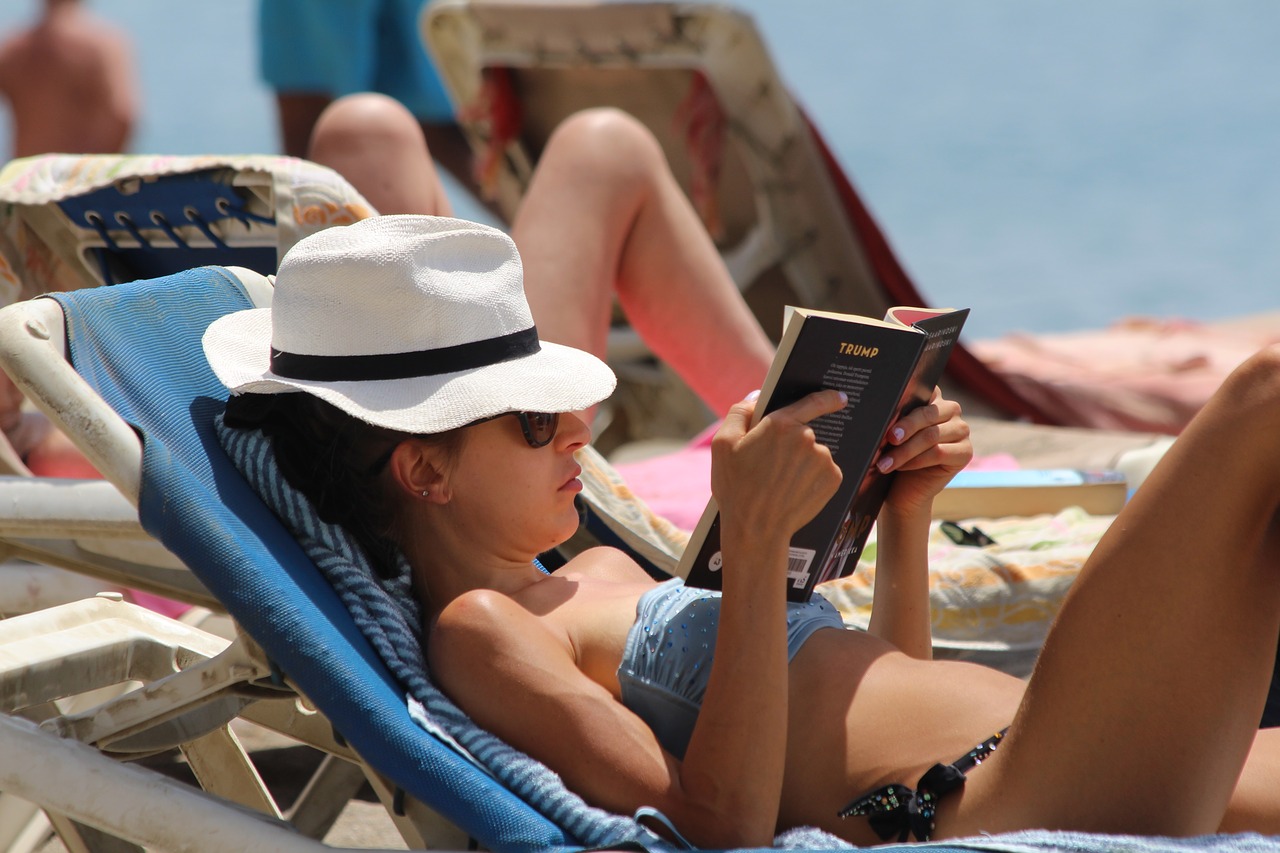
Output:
[307,93,454,217]
[512,108,775,417]
[941,343,1280,836]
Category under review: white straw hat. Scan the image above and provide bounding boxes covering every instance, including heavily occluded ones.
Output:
[202,215,616,433]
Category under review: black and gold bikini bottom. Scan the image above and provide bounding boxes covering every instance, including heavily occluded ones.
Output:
[838,729,1007,843]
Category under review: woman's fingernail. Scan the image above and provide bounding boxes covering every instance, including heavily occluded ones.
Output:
[745,389,761,402]
[877,456,893,473]
[892,427,905,442]
[837,391,849,405]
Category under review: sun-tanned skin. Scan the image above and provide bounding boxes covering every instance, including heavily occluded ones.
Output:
[0,0,137,158]
[304,93,1280,847]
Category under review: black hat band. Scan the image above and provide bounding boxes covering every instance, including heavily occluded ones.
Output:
[269,326,540,382]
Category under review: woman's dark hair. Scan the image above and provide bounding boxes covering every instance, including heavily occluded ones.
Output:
[223,392,463,579]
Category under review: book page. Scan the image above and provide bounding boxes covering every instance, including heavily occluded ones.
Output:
[885,306,959,327]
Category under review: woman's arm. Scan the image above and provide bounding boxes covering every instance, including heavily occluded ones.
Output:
[867,504,935,658]
[866,390,971,658]
[431,590,729,840]
[684,389,846,842]
[429,583,784,848]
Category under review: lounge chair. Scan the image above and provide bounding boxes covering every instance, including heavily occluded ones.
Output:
[0,152,372,304]
[0,150,678,848]
[0,264,678,851]
[0,262,1275,851]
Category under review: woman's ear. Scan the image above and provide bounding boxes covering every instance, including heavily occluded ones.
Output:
[387,439,449,502]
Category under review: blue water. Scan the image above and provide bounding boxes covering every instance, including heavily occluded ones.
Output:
[1,0,1276,340]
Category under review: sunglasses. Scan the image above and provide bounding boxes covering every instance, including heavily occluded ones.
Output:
[365,411,561,475]
[467,410,560,448]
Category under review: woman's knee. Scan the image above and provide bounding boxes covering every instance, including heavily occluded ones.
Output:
[540,107,668,192]
[307,93,449,215]
[308,93,428,164]
[1240,343,1280,383]
[1220,344,1280,420]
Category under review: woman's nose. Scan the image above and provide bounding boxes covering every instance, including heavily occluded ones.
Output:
[558,411,591,451]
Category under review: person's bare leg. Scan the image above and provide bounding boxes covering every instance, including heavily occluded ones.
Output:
[942,344,1280,836]
[1222,727,1280,833]
[512,108,774,418]
[307,93,453,216]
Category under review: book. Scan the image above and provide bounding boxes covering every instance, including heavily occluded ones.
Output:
[676,304,969,602]
[931,469,1127,519]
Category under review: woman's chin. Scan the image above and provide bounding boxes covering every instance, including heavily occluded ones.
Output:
[545,517,580,554]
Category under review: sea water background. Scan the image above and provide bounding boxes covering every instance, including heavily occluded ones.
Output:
[0,0,1276,341]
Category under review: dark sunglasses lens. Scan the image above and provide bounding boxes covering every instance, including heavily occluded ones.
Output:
[524,412,559,446]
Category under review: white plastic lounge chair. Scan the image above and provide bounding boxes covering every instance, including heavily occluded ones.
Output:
[0,266,385,852]
[0,150,677,850]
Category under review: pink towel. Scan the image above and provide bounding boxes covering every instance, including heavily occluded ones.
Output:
[972,315,1280,434]
[611,421,1020,532]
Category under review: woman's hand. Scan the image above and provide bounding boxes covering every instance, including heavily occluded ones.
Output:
[877,388,972,517]
[710,389,847,544]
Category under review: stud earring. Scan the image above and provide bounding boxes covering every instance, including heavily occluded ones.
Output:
[421,489,429,497]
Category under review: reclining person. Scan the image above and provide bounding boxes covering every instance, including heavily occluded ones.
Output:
[208,213,1280,848]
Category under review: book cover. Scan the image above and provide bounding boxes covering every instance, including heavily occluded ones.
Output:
[677,305,969,602]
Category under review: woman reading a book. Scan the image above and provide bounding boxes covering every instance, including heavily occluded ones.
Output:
[209,212,1280,849]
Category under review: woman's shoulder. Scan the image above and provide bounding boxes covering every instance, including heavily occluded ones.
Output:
[555,545,656,584]
[430,585,576,674]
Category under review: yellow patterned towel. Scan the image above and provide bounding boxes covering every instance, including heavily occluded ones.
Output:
[819,507,1115,656]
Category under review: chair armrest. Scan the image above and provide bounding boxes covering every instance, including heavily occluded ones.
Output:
[0,299,143,502]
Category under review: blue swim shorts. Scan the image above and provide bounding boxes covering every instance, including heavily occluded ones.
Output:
[259,0,454,122]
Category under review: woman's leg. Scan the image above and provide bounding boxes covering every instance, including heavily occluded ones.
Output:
[512,108,775,418]
[1222,728,1280,833]
[945,344,1280,836]
[306,92,454,217]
